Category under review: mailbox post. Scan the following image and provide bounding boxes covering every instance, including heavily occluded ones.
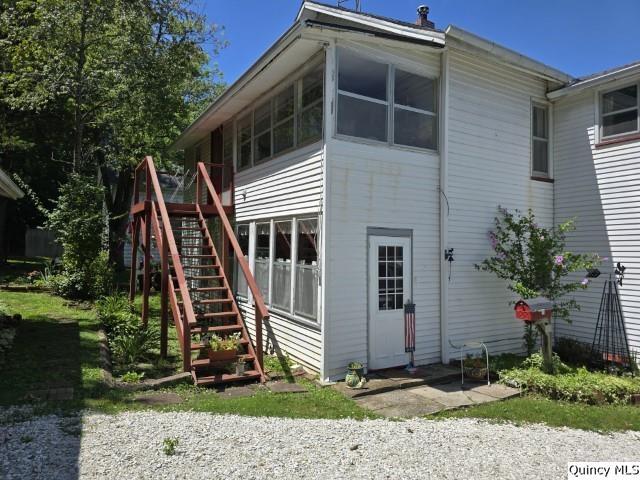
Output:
[514,297,554,372]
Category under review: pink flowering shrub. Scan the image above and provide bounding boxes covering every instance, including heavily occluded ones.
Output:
[476,207,601,323]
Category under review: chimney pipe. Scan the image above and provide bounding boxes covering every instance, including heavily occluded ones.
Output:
[416,5,435,29]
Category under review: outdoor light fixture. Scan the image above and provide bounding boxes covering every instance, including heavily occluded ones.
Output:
[444,248,454,262]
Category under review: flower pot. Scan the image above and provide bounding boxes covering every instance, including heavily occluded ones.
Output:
[464,366,488,380]
[345,362,365,389]
[208,349,237,363]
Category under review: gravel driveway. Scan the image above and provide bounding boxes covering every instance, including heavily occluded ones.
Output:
[1,410,639,479]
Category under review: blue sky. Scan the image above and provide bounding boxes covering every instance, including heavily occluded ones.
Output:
[202,0,640,85]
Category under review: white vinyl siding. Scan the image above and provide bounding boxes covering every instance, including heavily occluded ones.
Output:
[234,143,324,371]
[554,88,640,357]
[445,48,554,360]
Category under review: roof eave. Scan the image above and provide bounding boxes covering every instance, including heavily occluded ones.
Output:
[0,168,24,200]
[548,63,640,100]
[445,25,573,84]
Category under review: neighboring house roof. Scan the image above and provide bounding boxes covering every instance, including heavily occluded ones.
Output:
[548,60,640,99]
[0,167,24,200]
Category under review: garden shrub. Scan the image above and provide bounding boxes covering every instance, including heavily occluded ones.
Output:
[110,325,159,366]
[96,293,135,332]
[46,174,113,299]
[555,337,593,367]
[500,356,640,405]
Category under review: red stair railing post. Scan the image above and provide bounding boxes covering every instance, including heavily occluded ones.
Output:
[160,227,169,358]
[129,216,139,302]
[142,199,151,327]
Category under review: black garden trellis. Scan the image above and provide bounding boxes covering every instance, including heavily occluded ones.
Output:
[590,263,634,373]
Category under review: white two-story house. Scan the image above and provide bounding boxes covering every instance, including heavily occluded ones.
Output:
[171,1,640,381]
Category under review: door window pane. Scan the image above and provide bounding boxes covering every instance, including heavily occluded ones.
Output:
[394,69,435,112]
[338,94,387,142]
[255,223,270,300]
[338,49,387,101]
[295,218,319,319]
[377,245,404,311]
[273,221,292,311]
[394,108,436,149]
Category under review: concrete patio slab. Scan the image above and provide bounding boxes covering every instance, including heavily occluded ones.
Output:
[333,365,520,418]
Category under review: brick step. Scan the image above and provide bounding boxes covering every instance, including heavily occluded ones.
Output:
[193,370,261,386]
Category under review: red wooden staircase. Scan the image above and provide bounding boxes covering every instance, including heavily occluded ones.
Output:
[129,157,269,386]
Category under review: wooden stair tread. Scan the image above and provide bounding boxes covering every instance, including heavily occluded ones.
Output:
[190,324,242,334]
[179,286,228,293]
[181,264,220,269]
[192,354,254,369]
[180,254,216,258]
[193,370,261,386]
[173,275,224,281]
[196,311,237,319]
[191,338,248,350]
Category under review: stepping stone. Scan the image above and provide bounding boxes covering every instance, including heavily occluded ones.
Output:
[374,401,444,418]
[471,384,520,399]
[267,382,308,394]
[134,392,183,405]
[463,389,498,404]
[144,372,192,389]
[216,386,255,399]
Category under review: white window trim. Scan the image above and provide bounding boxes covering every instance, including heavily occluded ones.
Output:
[334,46,439,152]
[238,215,321,328]
[598,82,640,141]
[531,101,552,179]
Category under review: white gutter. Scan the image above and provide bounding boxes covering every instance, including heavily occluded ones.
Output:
[548,62,640,100]
[445,25,573,84]
[0,168,24,200]
[439,49,450,364]
[171,21,304,151]
[298,1,445,45]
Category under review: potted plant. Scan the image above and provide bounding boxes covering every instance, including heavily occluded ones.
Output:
[345,361,365,388]
[463,355,488,380]
[207,332,241,362]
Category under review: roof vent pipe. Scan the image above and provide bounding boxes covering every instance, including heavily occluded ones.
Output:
[416,5,435,29]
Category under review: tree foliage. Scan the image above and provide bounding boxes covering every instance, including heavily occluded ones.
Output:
[476,207,601,323]
[1,0,225,267]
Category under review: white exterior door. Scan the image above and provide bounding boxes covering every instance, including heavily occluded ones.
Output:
[368,235,412,370]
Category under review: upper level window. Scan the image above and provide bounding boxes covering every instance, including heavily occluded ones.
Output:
[236,59,324,172]
[601,84,639,139]
[532,103,550,177]
[337,49,437,150]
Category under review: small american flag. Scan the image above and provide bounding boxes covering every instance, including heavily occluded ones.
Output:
[404,300,416,353]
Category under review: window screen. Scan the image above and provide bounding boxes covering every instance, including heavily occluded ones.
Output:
[532,104,549,176]
[601,85,639,138]
[255,223,270,300]
[235,224,249,297]
[295,219,319,320]
[272,221,292,311]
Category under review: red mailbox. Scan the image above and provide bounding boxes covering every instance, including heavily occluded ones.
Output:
[514,297,553,323]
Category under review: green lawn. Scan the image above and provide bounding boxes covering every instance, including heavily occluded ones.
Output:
[0,288,374,420]
[434,395,640,432]
[0,256,50,284]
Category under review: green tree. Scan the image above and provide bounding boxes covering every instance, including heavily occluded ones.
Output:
[1,0,225,268]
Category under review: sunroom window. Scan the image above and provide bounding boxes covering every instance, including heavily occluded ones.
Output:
[272,221,292,311]
[394,69,437,149]
[337,49,388,142]
[295,218,319,320]
[255,223,271,300]
[298,64,324,145]
[237,114,252,171]
[601,84,639,139]
[273,85,295,154]
[337,48,438,150]
[253,102,272,164]
[235,224,249,298]
[532,103,550,177]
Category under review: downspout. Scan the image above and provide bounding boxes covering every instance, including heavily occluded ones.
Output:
[320,40,335,383]
[439,48,450,364]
